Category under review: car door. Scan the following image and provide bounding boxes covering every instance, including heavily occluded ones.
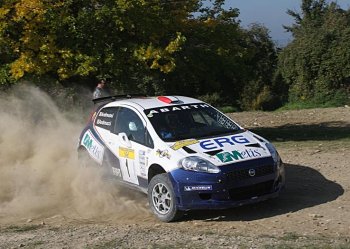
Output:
[109,106,153,185]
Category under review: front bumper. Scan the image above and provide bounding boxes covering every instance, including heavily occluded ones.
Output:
[169,157,285,210]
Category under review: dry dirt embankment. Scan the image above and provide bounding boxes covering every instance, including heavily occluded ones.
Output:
[0,89,349,249]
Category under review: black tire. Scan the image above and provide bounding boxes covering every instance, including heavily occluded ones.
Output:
[148,173,184,222]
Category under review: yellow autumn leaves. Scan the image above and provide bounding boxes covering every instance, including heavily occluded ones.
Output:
[0,0,188,80]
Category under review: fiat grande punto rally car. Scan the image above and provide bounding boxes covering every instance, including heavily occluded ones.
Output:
[78,95,285,222]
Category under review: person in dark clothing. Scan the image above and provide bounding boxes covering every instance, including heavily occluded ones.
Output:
[93,79,108,99]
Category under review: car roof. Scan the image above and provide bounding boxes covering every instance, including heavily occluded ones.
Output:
[103,96,204,110]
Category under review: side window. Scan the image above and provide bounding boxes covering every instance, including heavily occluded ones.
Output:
[114,107,152,147]
[95,107,119,132]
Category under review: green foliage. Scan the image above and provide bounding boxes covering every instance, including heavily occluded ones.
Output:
[0,64,15,86]
[238,24,280,110]
[0,0,195,83]
[279,89,348,110]
[198,92,222,106]
[0,0,283,110]
[279,0,350,107]
[218,106,239,113]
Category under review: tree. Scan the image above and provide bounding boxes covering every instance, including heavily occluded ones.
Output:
[0,0,193,87]
[148,0,278,109]
[279,0,350,105]
[239,24,279,110]
[0,0,280,110]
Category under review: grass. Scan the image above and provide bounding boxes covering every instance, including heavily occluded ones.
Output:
[277,99,348,111]
[278,102,329,111]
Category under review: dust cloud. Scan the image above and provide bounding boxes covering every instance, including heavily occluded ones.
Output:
[0,86,150,224]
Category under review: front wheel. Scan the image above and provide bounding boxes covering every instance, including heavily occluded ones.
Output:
[148,173,183,222]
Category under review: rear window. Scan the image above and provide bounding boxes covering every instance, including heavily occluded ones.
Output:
[94,107,118,131]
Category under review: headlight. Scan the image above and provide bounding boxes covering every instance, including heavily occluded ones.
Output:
[179,156,221,174]
[266,143,281,166]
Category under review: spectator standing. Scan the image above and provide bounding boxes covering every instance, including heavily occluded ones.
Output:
[92,79,108,99]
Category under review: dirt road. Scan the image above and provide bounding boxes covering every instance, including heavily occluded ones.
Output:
[0,104,349,249]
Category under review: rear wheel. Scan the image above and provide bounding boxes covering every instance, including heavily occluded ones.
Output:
[148,173,183,222]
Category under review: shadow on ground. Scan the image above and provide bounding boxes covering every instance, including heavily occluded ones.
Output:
[183,163,344,222]
[249,121,350,142]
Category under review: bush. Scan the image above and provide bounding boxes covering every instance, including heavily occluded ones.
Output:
[279,89,349,110]
[218,106,240,113]
[240,83,282,111]
[0,64,15,88]
[197,92,223,106]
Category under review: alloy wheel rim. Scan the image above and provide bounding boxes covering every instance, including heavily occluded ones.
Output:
[152,183,172,215]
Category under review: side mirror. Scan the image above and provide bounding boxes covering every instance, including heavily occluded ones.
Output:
[119,132,132,148]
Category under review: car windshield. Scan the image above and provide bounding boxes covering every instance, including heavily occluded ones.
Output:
[144,103,241,142]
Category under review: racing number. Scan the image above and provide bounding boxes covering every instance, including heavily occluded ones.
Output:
[118,147,138,184]
[125,159,130,177]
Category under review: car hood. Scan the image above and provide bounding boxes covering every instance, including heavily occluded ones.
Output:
[167,131,271,166]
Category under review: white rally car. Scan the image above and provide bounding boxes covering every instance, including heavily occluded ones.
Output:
[78,95,285,222]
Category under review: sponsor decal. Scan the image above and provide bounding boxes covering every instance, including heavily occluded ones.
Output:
[184,185,213,191]
[217,114,238,129]
[156,149,171,159]
[200,135,251,150]
[119,147,135,160]
[99,112,114,118]
[96,119,112,126]
[139,150,147,176]
[112,167,121,177]
[171,139,199,150]
[146,104,210,118]
[216,148,262,163]
[95,109,115,129]
[81,130,104,164]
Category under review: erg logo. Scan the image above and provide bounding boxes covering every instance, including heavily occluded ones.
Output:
[200,134,250,150]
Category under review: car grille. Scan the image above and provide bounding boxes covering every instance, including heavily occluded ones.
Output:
[226,164,274,182]
[228,180,274,201]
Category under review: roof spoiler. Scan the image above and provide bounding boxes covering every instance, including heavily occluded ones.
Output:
[92,94,147,105]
